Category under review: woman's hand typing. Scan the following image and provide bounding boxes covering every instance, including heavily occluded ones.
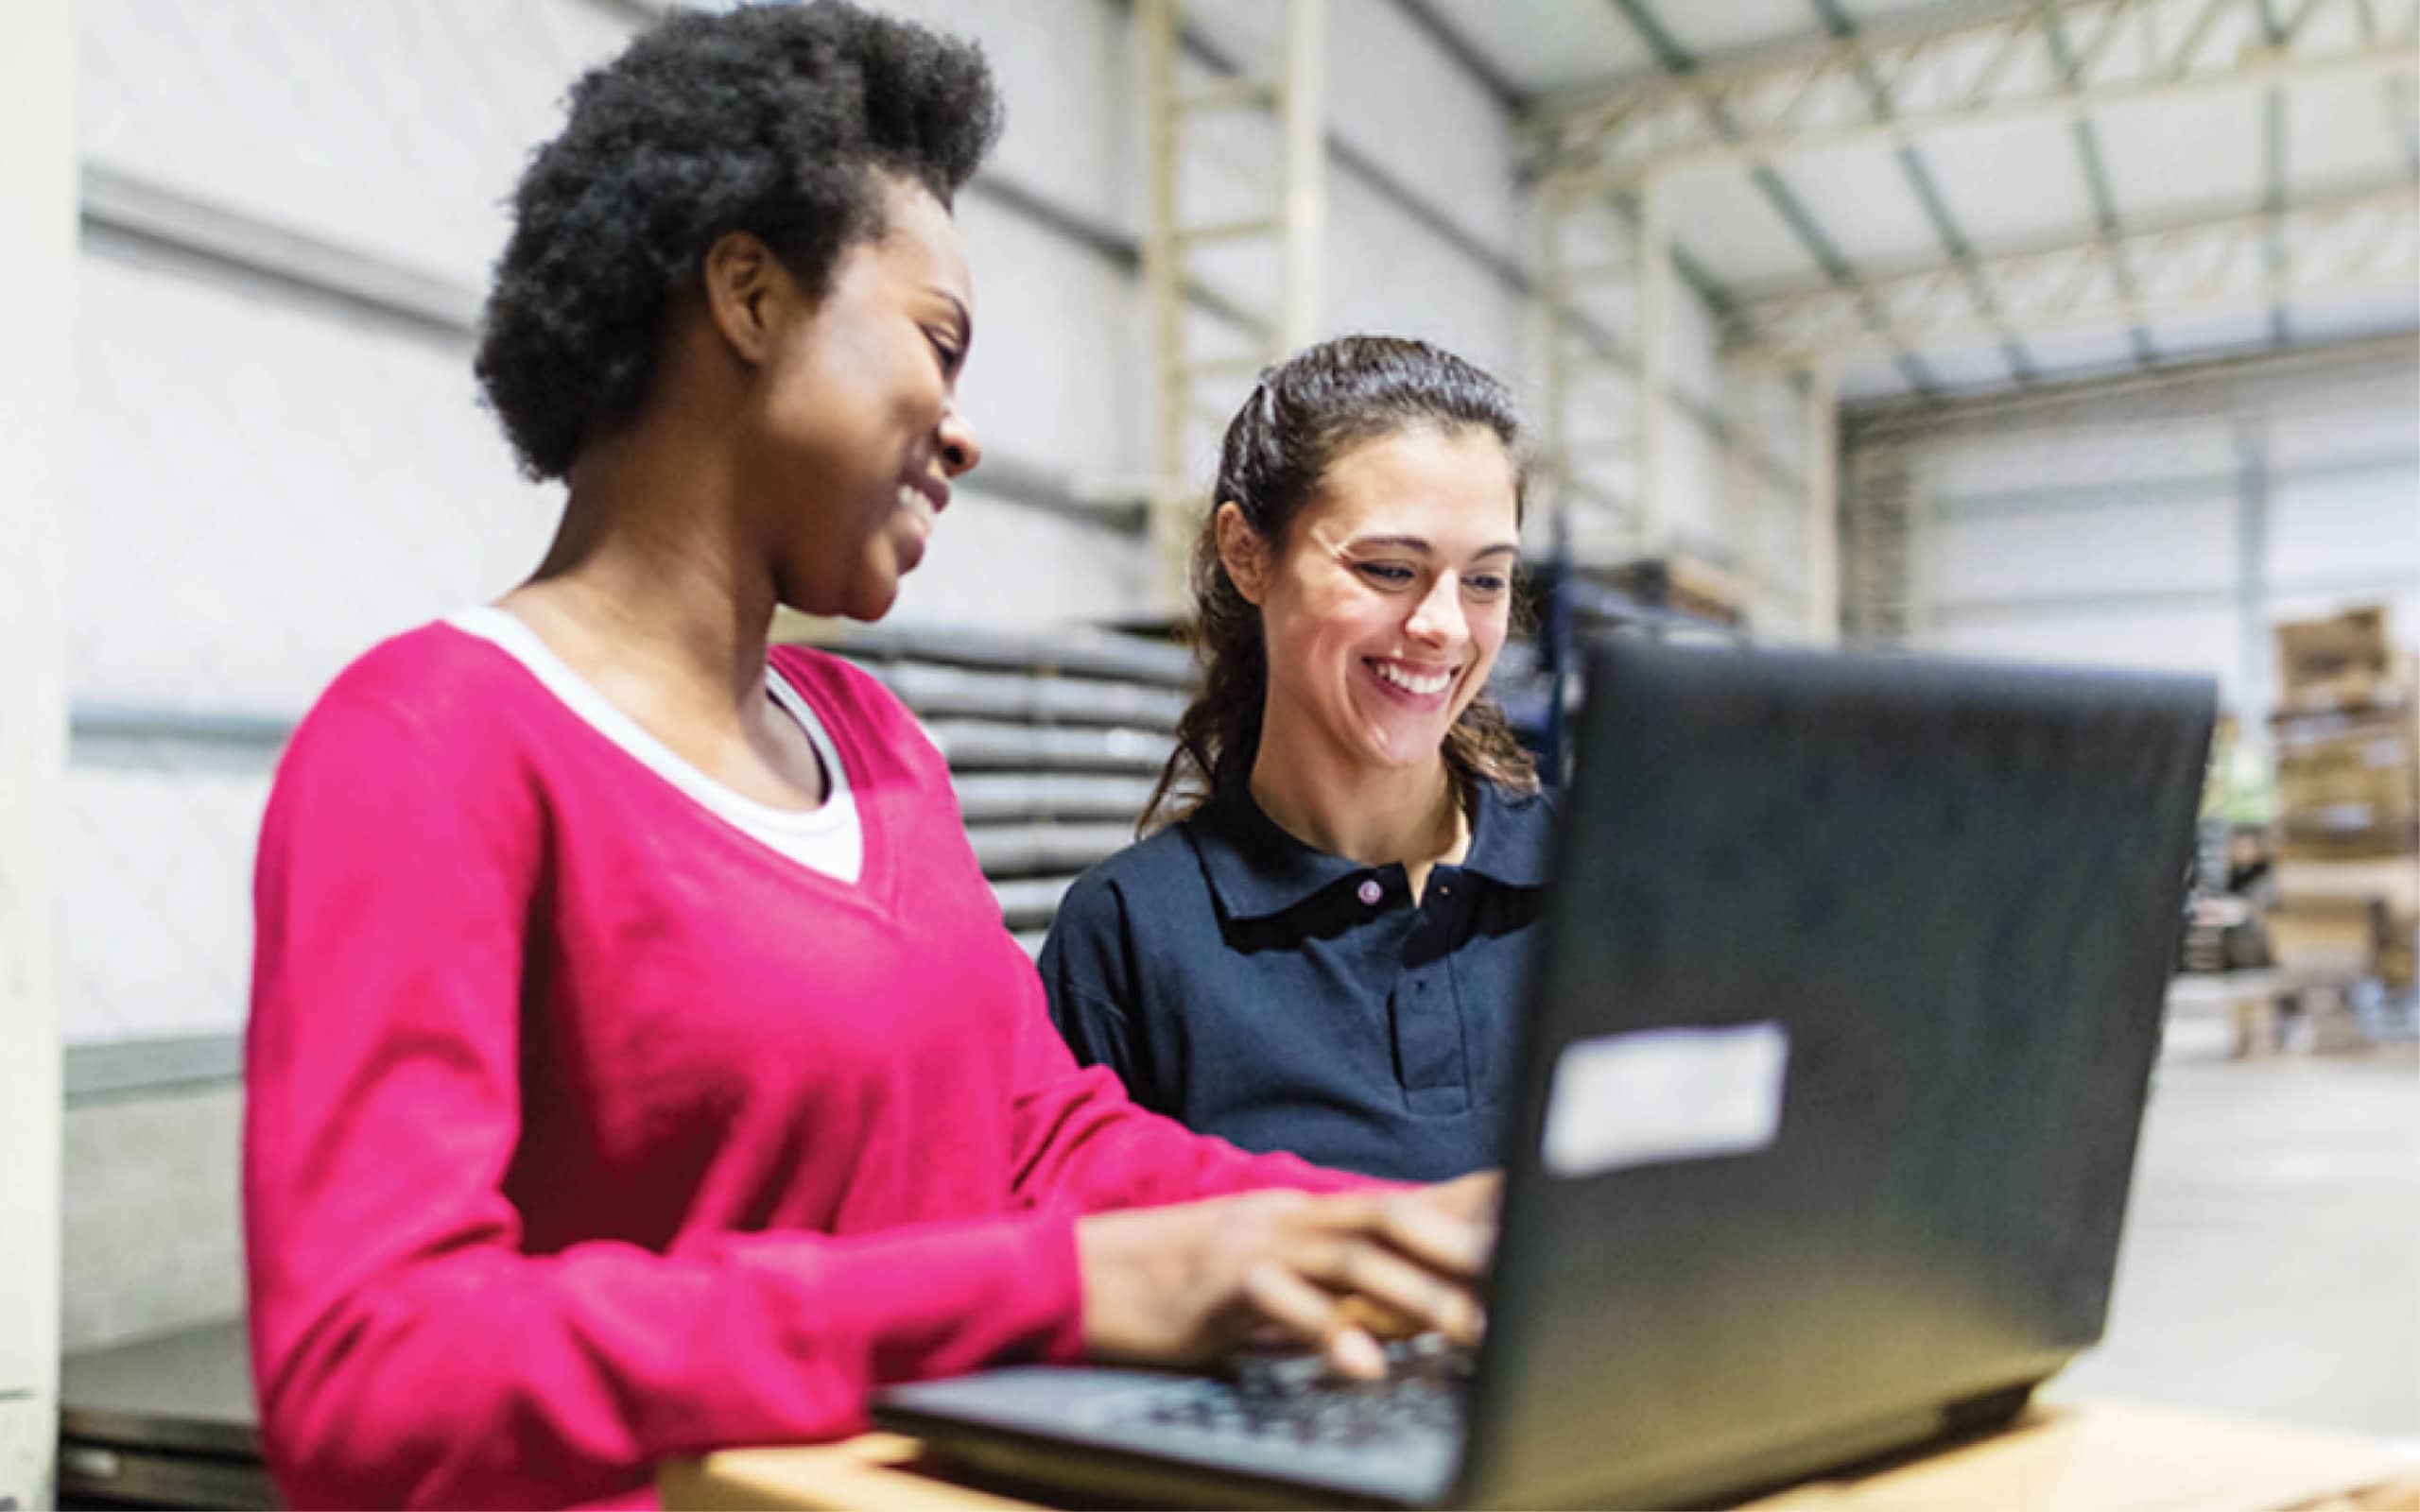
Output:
[1075,1170,1502,1379]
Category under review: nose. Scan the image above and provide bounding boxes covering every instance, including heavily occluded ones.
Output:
[938,402,982,478]
[1404,570,1469,650]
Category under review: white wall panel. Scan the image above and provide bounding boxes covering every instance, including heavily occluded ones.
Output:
[875,0,1139,232]
[890,491,1158,628]
[2269,393,2420,468]
[1931,497,2238,604]
[1323,169,1523,381]
[2270,470,2420,587]
[1326,0,1520,265]
[80,0,628,288]
[1929,607,2246,692]
[71,249,550,715]
[1658,403,1730,553]
[61,762,270,1047]
[1920,421,2237,501]
[1666,262,1722,411]
[1864,344,2420,722]
[951,193,1153,485]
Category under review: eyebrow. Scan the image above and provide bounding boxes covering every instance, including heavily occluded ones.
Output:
[1347,534,1519,560]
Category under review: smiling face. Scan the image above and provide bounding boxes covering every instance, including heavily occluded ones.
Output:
[735,174,982,622]
[1224,423,1522,777]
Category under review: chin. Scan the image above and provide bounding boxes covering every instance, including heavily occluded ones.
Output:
[1354,722,1451,770]
[833,547,909,623]
[843,583,902,623]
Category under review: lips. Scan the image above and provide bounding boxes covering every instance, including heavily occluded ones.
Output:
[1363,656,1460,708]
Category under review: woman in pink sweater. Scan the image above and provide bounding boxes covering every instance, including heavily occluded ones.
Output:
[242,5,1493,1507]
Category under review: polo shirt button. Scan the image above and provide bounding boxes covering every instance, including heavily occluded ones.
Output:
[1357,878,1383,906]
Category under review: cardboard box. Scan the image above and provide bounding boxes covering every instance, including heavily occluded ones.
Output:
[2273,709,2419,815]
[2265,901,2385,975]
[2276,767,2419,827]
[2274,605,2396,692]
[2274,653,2418,718]
[2273,857,2420,916]
[2276,818,2420,863]
[2383,925,2416,989]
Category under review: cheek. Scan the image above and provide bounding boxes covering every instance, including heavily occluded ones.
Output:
[1469,600,1512,657]
[1296,589,1395,674]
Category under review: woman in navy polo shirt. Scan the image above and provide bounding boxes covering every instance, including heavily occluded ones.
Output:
[1042,335,1553,1182]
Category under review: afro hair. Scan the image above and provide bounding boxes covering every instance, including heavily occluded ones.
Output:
[475,1,1001,480]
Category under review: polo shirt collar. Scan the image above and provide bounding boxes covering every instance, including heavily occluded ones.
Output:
[1192,772,1552,921]
[1462,780,1553,888]
[1192,776,1364,921]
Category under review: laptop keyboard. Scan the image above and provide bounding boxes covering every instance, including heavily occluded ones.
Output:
[1097,1334,1471,1451]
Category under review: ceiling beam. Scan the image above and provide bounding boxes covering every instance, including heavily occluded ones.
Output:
[1600,0,1941,393]
[1386,0,1529,111]
[1842,327,2417,437]
[2256,0,2295,348]
[1530,0,2420,189]
[2039,6,2161,369]
[1806,0,2041,383]
[1726,180,2420,368]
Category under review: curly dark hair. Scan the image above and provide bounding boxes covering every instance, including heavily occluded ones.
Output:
[475,1,1002,481]
[1140,335,1541,833]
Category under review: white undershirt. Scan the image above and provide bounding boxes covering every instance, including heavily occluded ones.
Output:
[446,606,865,883]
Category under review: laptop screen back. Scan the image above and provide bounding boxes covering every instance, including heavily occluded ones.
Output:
[1459,640,2215,1507]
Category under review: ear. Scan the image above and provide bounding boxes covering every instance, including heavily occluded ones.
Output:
[700,232,799,368]
[1214,502,1271,607]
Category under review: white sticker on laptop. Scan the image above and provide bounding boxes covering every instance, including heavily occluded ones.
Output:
[1541,1022,1789,1177]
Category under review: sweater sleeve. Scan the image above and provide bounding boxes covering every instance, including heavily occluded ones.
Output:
[244,684,1084,1510]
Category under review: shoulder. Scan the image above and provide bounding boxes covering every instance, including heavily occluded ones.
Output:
[1062,820,1201,919]
[1489,780,1558,825]
[268,622,549,846]
[286,622,535,770]
[769,641,951,784]
[1045,821,1203,962]
[769,641,919,734]
[1469,777,1558,889]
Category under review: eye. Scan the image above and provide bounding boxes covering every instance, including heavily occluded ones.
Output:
[1353,561,1418,588]
[926,331,964,376]
[1464,573,1510,598]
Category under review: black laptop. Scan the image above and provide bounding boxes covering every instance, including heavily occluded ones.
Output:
[875,638,2218,1509]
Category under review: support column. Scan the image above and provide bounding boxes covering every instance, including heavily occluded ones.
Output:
[1805,365,1841,644]
[1141,0,1325,614]
[1633,178,1671,557]
[0,0,75,1503]
[1535,178,1577,556]
[2236,419,2273,730]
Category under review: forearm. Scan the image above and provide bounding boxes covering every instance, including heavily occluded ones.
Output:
[253,1214,1084,1508]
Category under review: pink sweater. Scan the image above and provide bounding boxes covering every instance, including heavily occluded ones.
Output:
[245,625,1364,1509]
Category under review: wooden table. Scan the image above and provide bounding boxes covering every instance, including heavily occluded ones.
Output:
[663,1400,2420,1511]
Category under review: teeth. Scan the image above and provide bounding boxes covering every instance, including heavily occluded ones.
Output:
[1373,662,1451,696]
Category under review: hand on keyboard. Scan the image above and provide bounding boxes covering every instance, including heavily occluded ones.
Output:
[1075,1171,1500,1382]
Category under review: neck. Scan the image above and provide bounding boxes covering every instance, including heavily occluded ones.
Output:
[1247,706,1464,880]
[505,414,775,727]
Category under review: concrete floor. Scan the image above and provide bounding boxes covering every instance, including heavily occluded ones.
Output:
[2048,1018,2420,1446]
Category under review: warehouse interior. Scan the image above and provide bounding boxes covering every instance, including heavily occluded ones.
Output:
[1,0,2416,1504]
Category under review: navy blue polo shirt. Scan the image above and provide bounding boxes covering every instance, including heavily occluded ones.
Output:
[1039,778,1554,1182]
